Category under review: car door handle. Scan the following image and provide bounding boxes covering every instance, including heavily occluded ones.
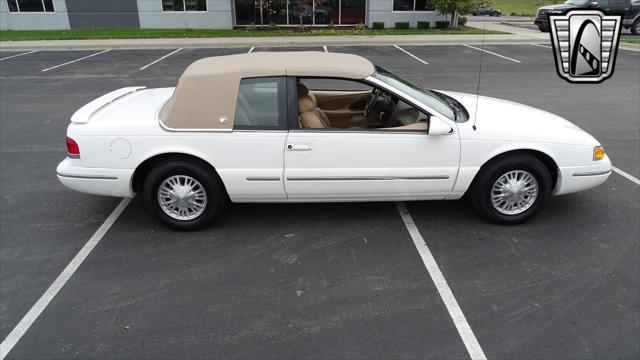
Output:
[286,143,312,151]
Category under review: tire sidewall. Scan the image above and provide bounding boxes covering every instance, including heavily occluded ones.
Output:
[143,161,223,231]
[472,155,553,224]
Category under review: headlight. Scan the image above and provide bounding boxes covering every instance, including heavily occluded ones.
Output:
[593,146,605,161]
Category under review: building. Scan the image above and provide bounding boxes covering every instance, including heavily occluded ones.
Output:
[1,0,447,30]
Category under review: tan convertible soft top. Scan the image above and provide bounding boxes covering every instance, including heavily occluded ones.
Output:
[160,51,375,130]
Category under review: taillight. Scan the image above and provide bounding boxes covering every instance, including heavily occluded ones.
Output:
[66,137,80,158]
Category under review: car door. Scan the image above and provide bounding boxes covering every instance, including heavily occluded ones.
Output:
[283,81,460,201]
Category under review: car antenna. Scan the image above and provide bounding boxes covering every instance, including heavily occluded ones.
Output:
[472,23,486,131]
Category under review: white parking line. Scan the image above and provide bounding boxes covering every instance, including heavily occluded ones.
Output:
[323,45,328,52]
[530,43,552,49]
[463,44,521,63]
[0,197,131,360]
[613,167,640,186]
[139,48,182,70]
[393,45,429,65]
[0,50,38,61]
[396,202,487,360]
[41,49,111,72]
[248,47,255,53]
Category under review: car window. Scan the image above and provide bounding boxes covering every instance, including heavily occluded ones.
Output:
[234,77,286,130]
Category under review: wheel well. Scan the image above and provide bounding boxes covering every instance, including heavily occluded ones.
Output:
[131,153,228,196]
[472,149,559,189]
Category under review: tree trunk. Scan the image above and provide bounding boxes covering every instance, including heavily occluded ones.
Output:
[449,9,458,28]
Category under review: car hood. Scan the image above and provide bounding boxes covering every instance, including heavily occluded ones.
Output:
[439,91,599,146]
[538,4,575,11]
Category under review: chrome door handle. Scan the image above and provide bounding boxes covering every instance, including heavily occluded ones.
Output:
[286,144,312,151]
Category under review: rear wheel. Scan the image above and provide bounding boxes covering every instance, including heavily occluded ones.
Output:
[538,24,549,32]
[471,154,552,224]
[143,160,224,230]
[491,11,500,16]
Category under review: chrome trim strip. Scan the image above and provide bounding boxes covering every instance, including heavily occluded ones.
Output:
[286,175,450,181]
[246,177,281,181]
[572,170,612,177]
[57,172,118,180]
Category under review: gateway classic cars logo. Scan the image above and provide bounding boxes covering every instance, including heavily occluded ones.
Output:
[548,9,622,83]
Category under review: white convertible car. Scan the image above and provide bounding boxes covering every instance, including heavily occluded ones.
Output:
[57,52,612,230]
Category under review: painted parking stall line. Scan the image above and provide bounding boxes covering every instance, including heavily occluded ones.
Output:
[0,50,38,61]
[0,197,132,360]
[248,47,255,53]
[530,43,553,49]
[613,166,640,186]
[395,202,487,360]
[323,45,328,53]
[393,45,429,65]
[139,48,183,70]
[463,44,521,63]
[41,49,111,72]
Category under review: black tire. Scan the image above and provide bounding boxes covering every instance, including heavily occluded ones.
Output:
[143,160,225,231]
[473,12,480,16]
[538,24,549,32]
[491,11,500,16]
[632,18,640,35]
[470,154,553,225]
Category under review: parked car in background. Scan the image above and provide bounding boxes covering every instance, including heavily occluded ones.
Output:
[57,52,612,230]
[472,7,502,16]
[535,0,640,34]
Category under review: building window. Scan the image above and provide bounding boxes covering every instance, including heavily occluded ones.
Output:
[234,0,365,26]
[162,0,207,12]
[7,0,55,12]
[393,0,435,11]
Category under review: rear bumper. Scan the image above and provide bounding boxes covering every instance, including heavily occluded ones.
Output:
[56,158,134,197]
[555,157,612,195]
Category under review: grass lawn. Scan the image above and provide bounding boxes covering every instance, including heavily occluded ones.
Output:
[0,27,504,41]
[489,0,563,16]
[621,37,640,44]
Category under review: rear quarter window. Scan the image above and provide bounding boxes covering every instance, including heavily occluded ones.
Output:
[234,77,287,130]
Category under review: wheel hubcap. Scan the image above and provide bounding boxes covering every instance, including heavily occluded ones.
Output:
[158,175,207,221]
[491,170,538,215]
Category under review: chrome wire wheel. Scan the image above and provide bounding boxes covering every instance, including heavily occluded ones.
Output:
[491,170,539,215]
[157,175,207,221]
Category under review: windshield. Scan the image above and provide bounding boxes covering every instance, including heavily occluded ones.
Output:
[564,0,589,5]
[373,66,456,122]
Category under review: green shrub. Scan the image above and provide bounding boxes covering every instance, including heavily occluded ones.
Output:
[458,16,467,26]
[394,21,410,29]
[417,21,431,29]
[372,21,385,29]
[355,22,366,31]
[249,22,257,31]
[435,20,450,29]
[268,21,277,30]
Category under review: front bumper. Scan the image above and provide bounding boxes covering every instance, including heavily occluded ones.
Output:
[555,156,612,195]
[534,18,549,27]
[56,158,134,197]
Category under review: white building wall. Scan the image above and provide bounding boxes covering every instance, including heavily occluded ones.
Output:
[367,0,447,28]
[137,0,233,29]
[0,0,70,30]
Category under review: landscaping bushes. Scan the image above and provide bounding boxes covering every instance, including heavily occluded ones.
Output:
[394,21,410,29]
[372,22,385,29]
[458,16,467,26]
[417,21,431,29]
[435,21,450,29]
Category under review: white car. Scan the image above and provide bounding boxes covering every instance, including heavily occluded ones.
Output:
[56,52,612,230]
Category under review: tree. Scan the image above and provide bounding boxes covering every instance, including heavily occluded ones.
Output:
[289,0,327,26]
[433,0,480,28]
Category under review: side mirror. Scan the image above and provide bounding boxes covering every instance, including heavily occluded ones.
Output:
[428,116,454,136]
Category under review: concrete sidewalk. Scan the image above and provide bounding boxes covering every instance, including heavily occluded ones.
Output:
[1,33,543,50]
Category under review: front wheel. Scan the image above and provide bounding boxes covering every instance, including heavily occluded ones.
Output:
[470,154,553,224]
[632,18,640,35]
[538,24,549,32]
[143,160,225,230]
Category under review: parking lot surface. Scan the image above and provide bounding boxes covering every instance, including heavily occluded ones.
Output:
[1,43,638,359]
